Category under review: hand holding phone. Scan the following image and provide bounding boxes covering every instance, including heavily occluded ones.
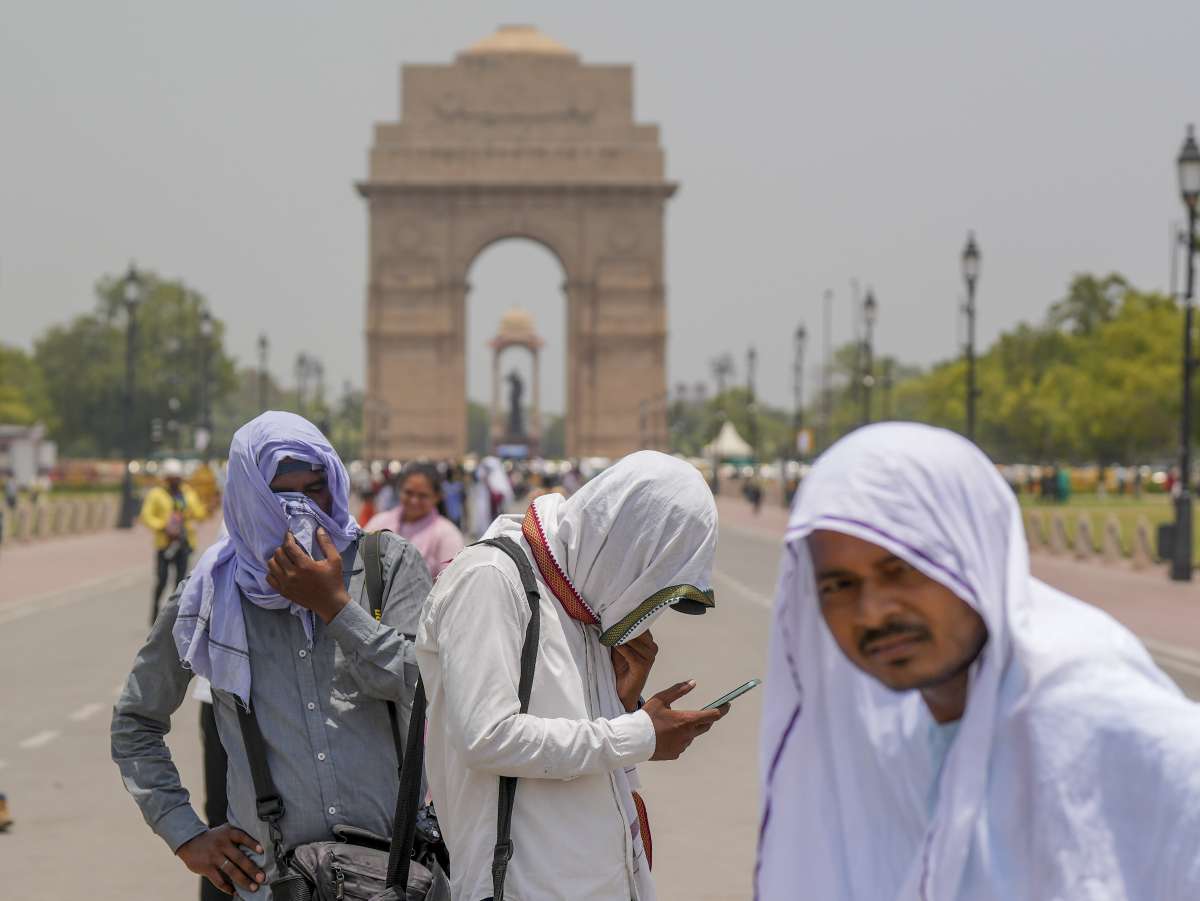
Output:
[644,680,726,761]
[702,678,762,710]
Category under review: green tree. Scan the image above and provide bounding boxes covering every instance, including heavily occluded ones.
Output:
[35,270,237,457]
[884,278,1182,463]
[1046,273,1127,336]
[0,344,53,427]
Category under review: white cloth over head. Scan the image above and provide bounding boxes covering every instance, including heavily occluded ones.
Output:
[756,422,1200,900]
[418,450,717,901]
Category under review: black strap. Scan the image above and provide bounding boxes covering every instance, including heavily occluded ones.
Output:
[387,677,427,888]
[475,535,541,901]
[364,530,387,622]
[236,704,289,876]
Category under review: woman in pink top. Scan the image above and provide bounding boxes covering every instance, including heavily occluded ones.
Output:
[364,463,465,579]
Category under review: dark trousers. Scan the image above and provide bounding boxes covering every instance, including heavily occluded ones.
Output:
[152,546,191,624]
[200,701,229,901]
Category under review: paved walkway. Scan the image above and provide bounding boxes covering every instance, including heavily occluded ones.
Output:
[0,518,222,619]
[715,495,1200,652]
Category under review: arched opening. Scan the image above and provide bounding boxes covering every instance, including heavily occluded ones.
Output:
[464,238,567,457]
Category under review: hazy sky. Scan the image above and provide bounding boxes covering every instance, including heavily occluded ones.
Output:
[3,2,1199,414]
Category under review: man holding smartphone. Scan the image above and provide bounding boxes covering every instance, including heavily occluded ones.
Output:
[112,412,431,897]
[418,451,727,901]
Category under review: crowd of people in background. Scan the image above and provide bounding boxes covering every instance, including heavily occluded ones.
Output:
[353,456,590,545]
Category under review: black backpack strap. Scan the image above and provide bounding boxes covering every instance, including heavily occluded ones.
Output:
[386,676,428,888]
[364,530,406,762]
[474,534,542,901]
[364,530,387,622]
[235,704,289,876]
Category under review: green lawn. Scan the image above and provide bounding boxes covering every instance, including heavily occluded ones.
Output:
[1019,495,1187,561]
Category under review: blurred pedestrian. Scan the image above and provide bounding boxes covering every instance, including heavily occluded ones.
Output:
[364,462,465,579]
[356,483,378,527]
[468,456,514,537]
[374,473,399,513]
[1056,464,1072,504]
[561,461,583,496]
[746,475,764,515]
[441,464,465,529]
[757,424,1200,899]
[141,458,206,624]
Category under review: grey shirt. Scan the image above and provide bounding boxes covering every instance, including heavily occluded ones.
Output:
[111,533,432,897]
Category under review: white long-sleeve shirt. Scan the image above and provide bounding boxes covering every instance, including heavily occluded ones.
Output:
[416,543,657,901]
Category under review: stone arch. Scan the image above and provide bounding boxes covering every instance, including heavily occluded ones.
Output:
[358,25,675,459]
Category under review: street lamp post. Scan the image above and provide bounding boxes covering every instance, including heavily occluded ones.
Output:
[793,324,807,455]
[860,290,878,425]
[961,232,982,441]
[785,324,808,509]
[117,265,144,529]
[198,308,213,462]
[821,289,833,452]
[257,333,270,412]
[1172,125,1200,581]
[747,345,759,459]
[295,353,310,416]
[882,359,895,420]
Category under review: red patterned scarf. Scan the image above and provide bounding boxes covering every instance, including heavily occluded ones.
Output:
[521,502,654,870]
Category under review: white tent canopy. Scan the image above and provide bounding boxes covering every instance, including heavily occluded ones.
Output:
[702,421,754,460]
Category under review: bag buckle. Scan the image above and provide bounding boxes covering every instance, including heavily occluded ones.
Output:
[492,838,514,869]
[256,796,285,821]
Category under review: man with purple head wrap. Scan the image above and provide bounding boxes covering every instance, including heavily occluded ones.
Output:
[112,412,432,898]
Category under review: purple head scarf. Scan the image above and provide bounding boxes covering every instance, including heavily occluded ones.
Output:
[173,411,360,708]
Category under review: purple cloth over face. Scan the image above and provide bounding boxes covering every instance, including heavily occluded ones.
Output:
[172,411,361,709]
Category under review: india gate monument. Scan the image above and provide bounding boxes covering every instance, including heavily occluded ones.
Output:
[358,24,675,459]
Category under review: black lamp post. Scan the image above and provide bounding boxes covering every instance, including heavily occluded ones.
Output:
[747,345,759,459]
[860,290,878,425]
[821,289,833,452]
[117,265,144,529]
[882,359,895,420]
[257,333,270,412]
[793,324,807,456]
[198,308,213,462]
[1172,125,1200,581]
[961,232,981,441]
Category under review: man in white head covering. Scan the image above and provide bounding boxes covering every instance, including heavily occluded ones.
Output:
[756,423,1200,900]
[417,450,728,901]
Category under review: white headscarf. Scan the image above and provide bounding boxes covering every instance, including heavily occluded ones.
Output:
[756,423,1200,900]
[468,456,514,538]
[486,450,718,898]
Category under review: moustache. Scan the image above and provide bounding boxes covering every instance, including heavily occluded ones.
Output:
[858,620,931,656]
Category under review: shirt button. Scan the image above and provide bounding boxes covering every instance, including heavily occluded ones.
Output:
[328,806,337,816]
[317,752,326,761]
[307,702,316,711]
[298,650,307,658]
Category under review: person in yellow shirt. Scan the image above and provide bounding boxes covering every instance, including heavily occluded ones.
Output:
[141,458,206,624]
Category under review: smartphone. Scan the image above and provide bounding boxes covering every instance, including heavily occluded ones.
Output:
[702,678,762,710]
